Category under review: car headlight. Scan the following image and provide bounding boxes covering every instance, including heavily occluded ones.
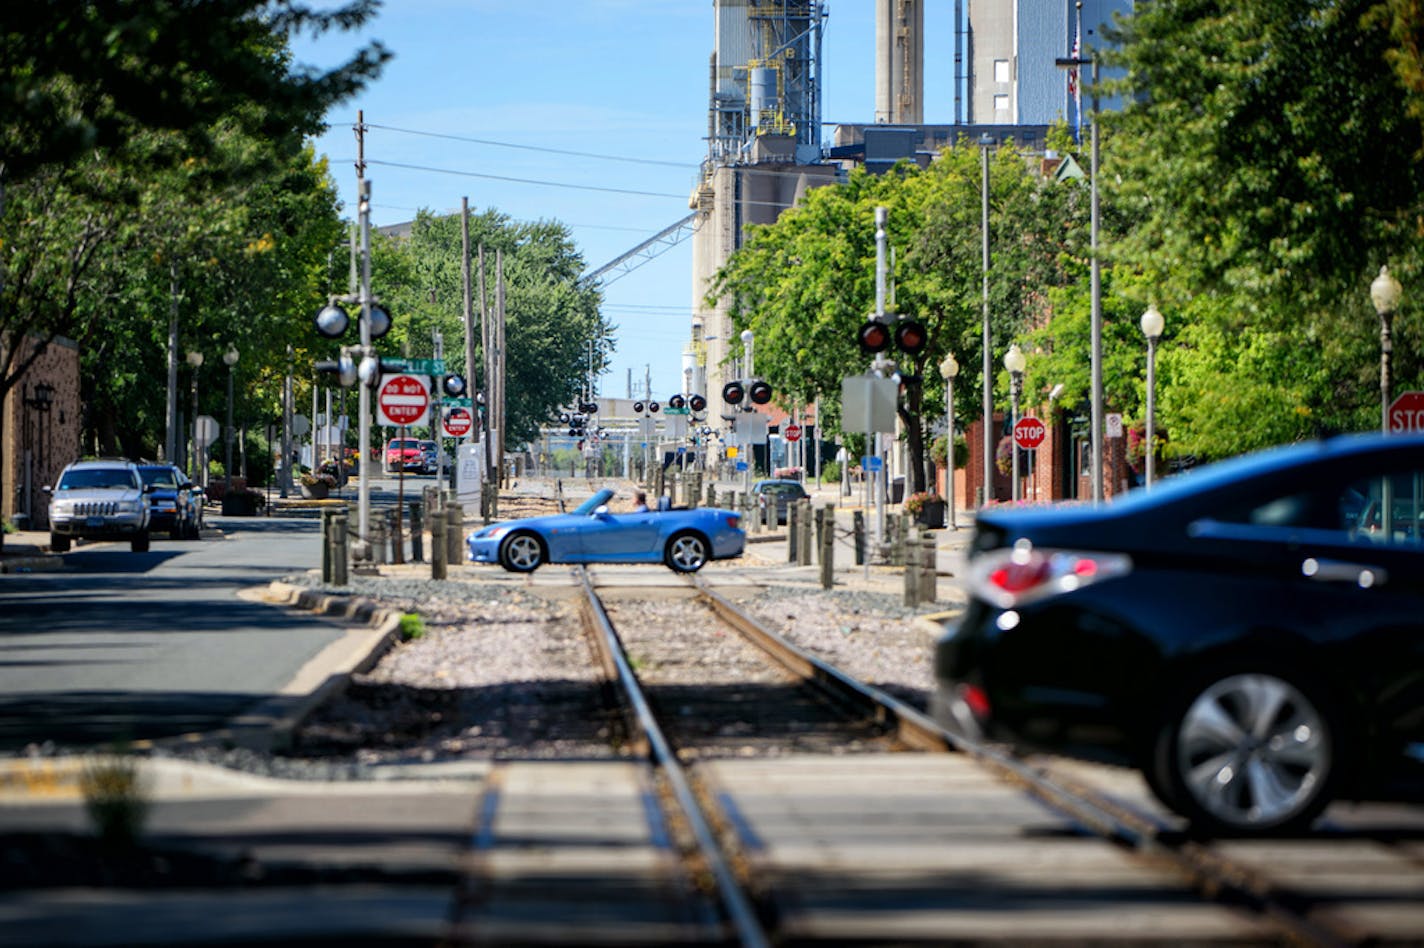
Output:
[118,501,142,514]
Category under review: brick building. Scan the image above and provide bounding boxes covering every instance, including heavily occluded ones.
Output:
[2,335,83,530]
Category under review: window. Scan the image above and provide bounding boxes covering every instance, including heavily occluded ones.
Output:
[994,94,1010,113]
[1345,471,1424,547]
[994,59,1011,84]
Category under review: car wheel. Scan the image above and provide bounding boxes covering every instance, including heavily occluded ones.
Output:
[132,532,150,553]
[1149,670,1339,836]
[169,524,183,541]
[498,531,544,572]
[665,531,709,572]
[50,533,70,553]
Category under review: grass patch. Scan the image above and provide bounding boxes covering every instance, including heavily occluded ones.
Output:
[81,752,148,848]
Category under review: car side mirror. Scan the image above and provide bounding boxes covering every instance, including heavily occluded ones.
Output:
[42,485,53,495]
[143,484,155,494]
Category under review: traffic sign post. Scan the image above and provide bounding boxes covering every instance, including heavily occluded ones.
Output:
[377,374,430,428]
[1388,391,1424,434]
[1013,416,1046,450]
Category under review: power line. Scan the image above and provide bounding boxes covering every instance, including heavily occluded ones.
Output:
[366,159,686,199]
[364,123,696,169]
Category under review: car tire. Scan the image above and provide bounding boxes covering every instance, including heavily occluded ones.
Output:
[132,532,150,553]
[50,533,70,553]
[665,531,709,572]
[498,531,544,572]
[1148,668,1340,836]
[169,524,183,541]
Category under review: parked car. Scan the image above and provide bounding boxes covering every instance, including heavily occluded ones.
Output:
[45,459,152,552]
[467,488,745,573]
[136,463,202,540]
[751,478,809,524]
[931,432,1424,836]
[418,440,448,475]
[384,438,424,473]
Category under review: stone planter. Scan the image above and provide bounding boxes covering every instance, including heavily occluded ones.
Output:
[299,481,330,500]
[221,492,260,516]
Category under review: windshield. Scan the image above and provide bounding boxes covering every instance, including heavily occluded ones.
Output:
[139,468,180,489]
[573,489,615,515]
[59,468,137,490]
[389,440,420,450]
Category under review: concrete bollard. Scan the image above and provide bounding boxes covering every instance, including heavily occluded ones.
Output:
[787,499,799,563]
[387,508,404,565]
[819,504,835,590]
[371,519,387,565]
[446,503,463,566]
[904,536,921,606]
[798,500,813,565]
[921,531,938,603]
[853,510,866,565]
[431,510,447,580]
[321,509,334,583]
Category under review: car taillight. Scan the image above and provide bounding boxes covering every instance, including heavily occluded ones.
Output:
[969,540,1131,609]
[726,514,741,529]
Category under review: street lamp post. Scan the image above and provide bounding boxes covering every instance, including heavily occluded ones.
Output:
[1004,344,1025,502]
[1370,265,1403,434]
[1140,304,1164,488]
[186,350,204,484]
[939,353,959,529]
[223,345,239,497]
[979,133,994,506]
[741,329,754,493]
[1057,41,1103,502]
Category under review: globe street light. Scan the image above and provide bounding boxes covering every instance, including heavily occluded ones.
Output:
[939,352,959,529]
[1139,304,1164,489]
[1370,265,1402,434]
[186,349,204,484]
[223,345,239,498]
[1004,344,1026,502]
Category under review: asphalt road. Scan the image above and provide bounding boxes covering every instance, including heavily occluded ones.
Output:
[0,514,340,752]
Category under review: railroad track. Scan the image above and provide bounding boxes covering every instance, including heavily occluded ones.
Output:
[443,566,1424,945]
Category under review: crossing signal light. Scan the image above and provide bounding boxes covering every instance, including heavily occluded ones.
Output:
[315,354,358,388]
[748,380,773,405]
[442,374,467,397]
[314,303,350,339]
[858,320,892,354]
[633,401,645,414]
[894,319,929,355]
[669,394,686,410]
[688,394,707,413]
[580,400,598,414]
[722,381,745,405]
[648,401,660,413]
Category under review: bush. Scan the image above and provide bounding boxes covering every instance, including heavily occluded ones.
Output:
[819,460,842,483]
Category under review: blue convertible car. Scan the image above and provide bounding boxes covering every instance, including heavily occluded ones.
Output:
[467,488,744,573]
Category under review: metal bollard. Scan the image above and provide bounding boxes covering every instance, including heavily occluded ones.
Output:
[706,483,717,508]
[331,511,349,586]
[321,509,334,583]
[904,535,921,606]
[853,510,865,566]
[798,500,813,565]
[371,519,387,565]
[410,502,424,563]
[820,505,835,590]
[446,503,463,566]
[430,509,447,580]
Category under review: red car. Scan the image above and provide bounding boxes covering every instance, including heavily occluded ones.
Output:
[384,438,424,473]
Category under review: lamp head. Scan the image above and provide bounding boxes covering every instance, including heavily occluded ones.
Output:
[223,345,240,367]
[939,353,959,380]
[186,350,204,368]
[1140,303,1165,340]
[1371,265,1402,316]
[1003,344,1026,374]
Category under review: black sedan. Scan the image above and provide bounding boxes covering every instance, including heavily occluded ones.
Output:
[932,433,1424,836]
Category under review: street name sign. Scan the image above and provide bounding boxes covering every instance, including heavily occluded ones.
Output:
[381,357,445,375]
[377,374,430,427]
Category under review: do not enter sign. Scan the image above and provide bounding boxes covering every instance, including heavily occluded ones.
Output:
[784,423,802,442]
[1013,416,1046,450]
[443,406,473,438]
[1389,391,1424,434]
[377,374,430,427]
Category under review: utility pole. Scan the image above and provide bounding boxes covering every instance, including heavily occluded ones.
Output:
[461,198,475,484]
[494,248,506,484]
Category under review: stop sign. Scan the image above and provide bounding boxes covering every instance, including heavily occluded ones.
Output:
[443,406,472,438]
[377,374,430,427]
[1013,415,1046,450]
[784,423,802,442]
[1389,391,1424,434]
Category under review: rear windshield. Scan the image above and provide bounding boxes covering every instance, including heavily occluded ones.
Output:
[59,468,137,490]
[139,468,180,489]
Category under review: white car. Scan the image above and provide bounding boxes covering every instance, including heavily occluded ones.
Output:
[45,459,153,552]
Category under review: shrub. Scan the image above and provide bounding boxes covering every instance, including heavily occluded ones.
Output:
[904,490,943,516]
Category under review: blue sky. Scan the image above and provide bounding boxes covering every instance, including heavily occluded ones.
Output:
[292,1,955,399]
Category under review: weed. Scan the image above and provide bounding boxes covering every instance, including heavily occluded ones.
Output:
[399,612,426,640]
[81,752,148,848]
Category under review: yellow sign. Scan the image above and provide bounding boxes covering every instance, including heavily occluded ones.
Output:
[727,446,739,458]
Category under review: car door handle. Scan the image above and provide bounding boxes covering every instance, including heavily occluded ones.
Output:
[1301,557,1388,588]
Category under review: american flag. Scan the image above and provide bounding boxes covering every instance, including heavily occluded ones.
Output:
[1068,6,1083,141]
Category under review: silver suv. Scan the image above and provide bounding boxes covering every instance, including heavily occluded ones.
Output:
[46,459,152,552]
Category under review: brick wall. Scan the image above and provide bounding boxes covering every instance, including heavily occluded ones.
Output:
[2,335,82,529]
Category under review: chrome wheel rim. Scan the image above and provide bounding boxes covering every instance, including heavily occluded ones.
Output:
[669,536,706,571]
[506,535,541,570]
[1177,673,1329,828]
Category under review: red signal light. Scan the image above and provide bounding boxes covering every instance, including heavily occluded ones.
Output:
[722,381,745,405]
[894,319,929,355]
[748,380,773,405]
[858,320,892,353]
